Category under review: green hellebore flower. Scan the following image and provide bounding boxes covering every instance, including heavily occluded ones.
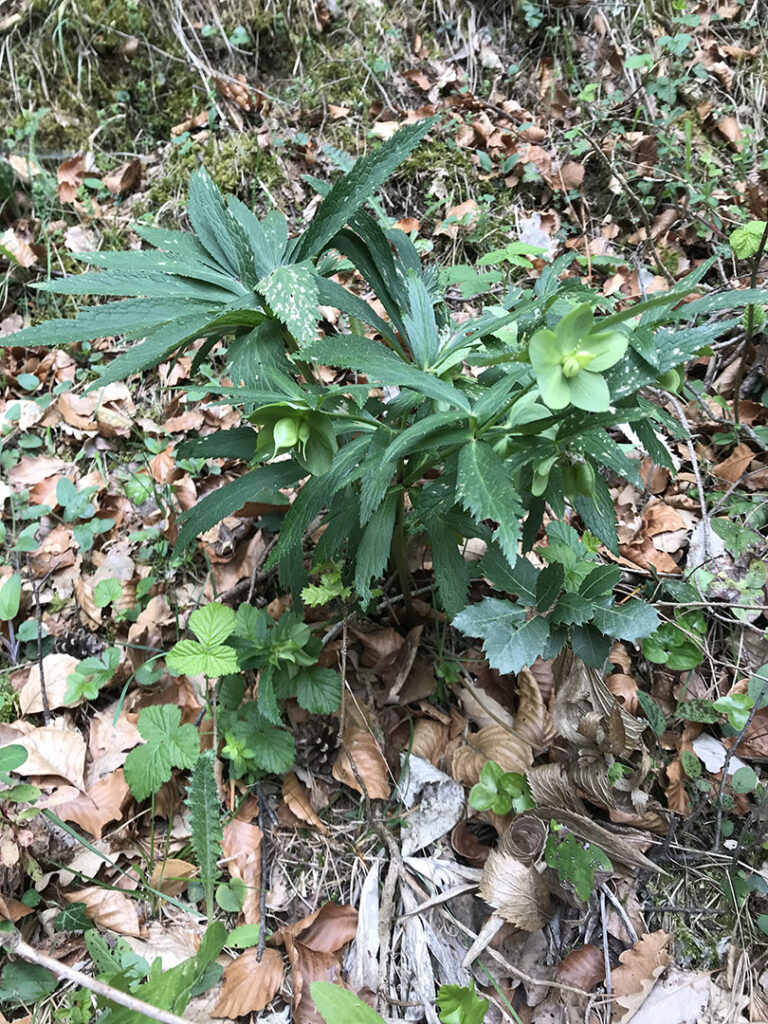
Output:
[529,302,629,412]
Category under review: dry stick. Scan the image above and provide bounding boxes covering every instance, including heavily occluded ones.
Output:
[713,679,768,853]
[600,889,613,1023]
[256,781,269,963]
[600,884,638,945]
[26,555,51,725]
[733,217,768,425]
[0,931,192,1024]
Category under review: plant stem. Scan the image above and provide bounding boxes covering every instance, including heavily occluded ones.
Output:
[733,217,768,424]
[391,488,415,619]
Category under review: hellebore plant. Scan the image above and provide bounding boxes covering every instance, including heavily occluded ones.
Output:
[529,302,629,412]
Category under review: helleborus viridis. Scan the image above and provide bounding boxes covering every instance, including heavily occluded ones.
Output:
[529,303,629,412]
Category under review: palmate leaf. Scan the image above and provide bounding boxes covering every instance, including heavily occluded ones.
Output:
[37,268,239,302]
[187,166,255,283]
[296,667,342,714]
[65,249,247,293]
[293,116,438,260]
[457,440,524,566]
[315,274,396,344]
[186,751,223,920]
[453,597,549,674]
[123,705,199,801]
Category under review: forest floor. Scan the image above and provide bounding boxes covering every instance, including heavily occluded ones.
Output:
[1,0,768,1022]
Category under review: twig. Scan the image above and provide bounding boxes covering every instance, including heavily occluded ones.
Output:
[600,889,613,1023]
[601,884,638,944]
[26,555,50,725]
[256,782,269,962]
[733,218,768,424]
[0,931,192,1024]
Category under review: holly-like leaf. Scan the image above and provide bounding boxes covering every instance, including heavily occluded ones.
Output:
[453,598,549,674]
[123,705,200,801]
[456,440,524,566]
[590,599,659,643]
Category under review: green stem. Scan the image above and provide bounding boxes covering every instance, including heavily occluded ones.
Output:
[391,486,415,619]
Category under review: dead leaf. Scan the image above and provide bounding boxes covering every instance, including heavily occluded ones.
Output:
[613,930,672,1024]
[19,654,80,714]
[221,813,262,925]
[273,901,358,953]
[213,948,284,1017]
[0,228,37,268]
[332,727,391,800]
[556,161,585,189]
[64,887,141,936]
[479,849,551,931]
[40,769,129,838]
[282,772,328,832]
[57,154,90,203]
[370,121,399,140]
[103,158,142,195]
[515,668,556,748]
[13,722,86,788]
[713,442,754,483]
[715,116,743,150]
[555,944,605,991]
[150,858,198,897]
[641,503,686,536]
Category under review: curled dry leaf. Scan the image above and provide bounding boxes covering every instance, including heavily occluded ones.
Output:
[221,815,262,925]
[450,725,533,787]
[13,722,86,788]
[459,684,516,730]
[514,668,556,748]
[527,764,587,814]
[450,820,491,868]
[410,718,450,765]
[57,153,90,203]
[479,847,551,931]
[64,886,141,936]
[150,858,198,897]
[332,727,391,800]
[553,656,646,754]
[213,948,284,1018]
[527,808,661,875]
[273,901,358,955]
[282,771,328,833]
[19,654,81,714]
[555,943,605,992]
[498,814,547,866]
[40,769,129,838]
[613,930,672,1024]
[291,944,343,1024]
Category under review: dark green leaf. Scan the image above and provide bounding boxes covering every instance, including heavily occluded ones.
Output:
[536,563,565,611]
[570,624,611,667]
[428,524,472,620]
[355,491,397,605]
[456,440,524,565]
[579,565,622,601]
[591,600,659,642]
[635,690,666,735]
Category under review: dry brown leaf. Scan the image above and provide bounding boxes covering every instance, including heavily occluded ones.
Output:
[0,895,34,923]
[273,901,358,954]
[613,930,671,1024]
[498,814,547,865]
[40,769,129,838]
[103,158,142,195]
[213,948,284,1018]
[57,154,90,203]
[555,944,605,991]
[410,718,450,765]
[713,442,754,483]
[8,456,69,489]
[282,771,328,832]
[64,887,141,936]
[332,727,391,800]
[19,654,81,714]
[479,848,551,931]
[13,723,86,788]
[221,814,262,925]
[715,115,743,149]
[556,161,585,189]
[515,668,556,748]
[150,858,198,897]
[664,757,690,814]
[291,944,342,1024]
[453,725,534,787]
[0,228,37,268]
[641,503,686,536]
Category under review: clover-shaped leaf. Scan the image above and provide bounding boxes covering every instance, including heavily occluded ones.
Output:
[529,303,628,412]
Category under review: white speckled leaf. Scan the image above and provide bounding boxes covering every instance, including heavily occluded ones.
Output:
[258,262,319,347]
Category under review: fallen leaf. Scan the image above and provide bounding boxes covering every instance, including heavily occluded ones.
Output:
[450,725,533,786]
[716,115,743,149]
[221,813,262,925]
[641,503,686,536]
[18,654,81,714]
[150,858,198,897]
[103,158,142,195]
[40,769,129,838]
[479,848,551,931]
[556,161,585,189]
[282,771,328,832]
[57,154,90,203]
[13,722,87,788]
[514,668,556,748]
[213,948,284,1017]
[713,442,754,483]
[0,228,37,268]
[555,944,605,991]
[613,930,672,1024]
[332,727,391,800]
[64,887,141,936]
[273,902,358,953]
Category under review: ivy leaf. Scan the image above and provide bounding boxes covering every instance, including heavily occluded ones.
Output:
[456,440,524,566]
[93,579,123,608]
[123,705,200,801]
[296,667,342,714]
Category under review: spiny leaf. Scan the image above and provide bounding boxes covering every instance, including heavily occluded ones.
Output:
[258,262,319,347]
[187,752,223,920]
[457,440,524,566]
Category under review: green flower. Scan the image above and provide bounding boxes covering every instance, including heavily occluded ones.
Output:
[529,303,628,411]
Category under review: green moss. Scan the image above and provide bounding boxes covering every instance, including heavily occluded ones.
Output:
[0,675,18,724]
[142,132,288,216]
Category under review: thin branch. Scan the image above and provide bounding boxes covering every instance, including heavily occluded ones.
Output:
[0,931,193,1024]
[733,217,768,424]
